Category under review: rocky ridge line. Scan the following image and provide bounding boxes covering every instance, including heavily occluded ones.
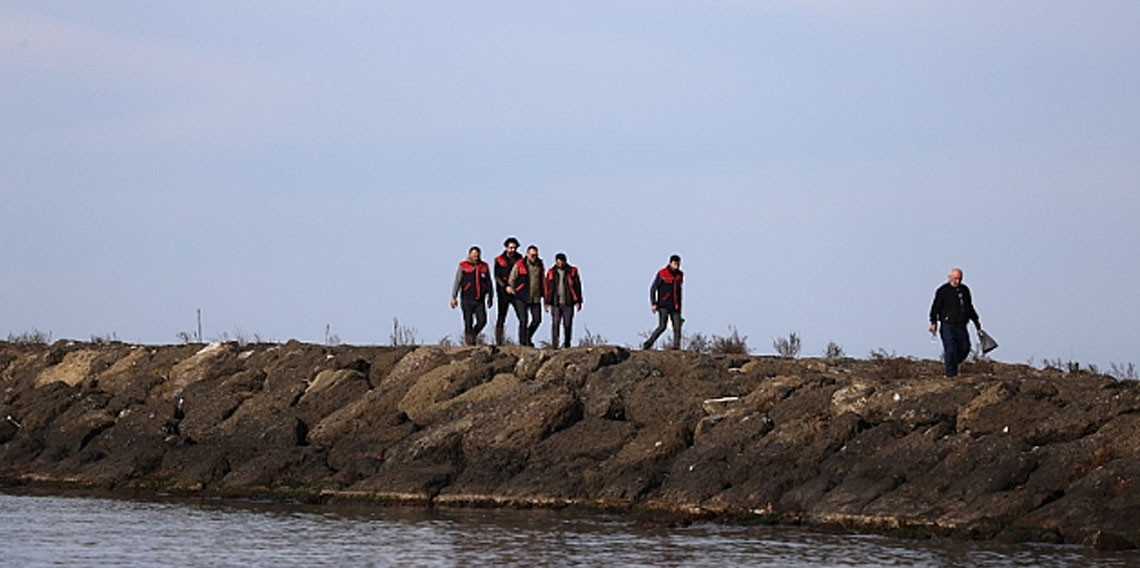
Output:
[1,340,1139,550]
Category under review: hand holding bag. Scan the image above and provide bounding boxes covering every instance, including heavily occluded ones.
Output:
[978,329,999,354]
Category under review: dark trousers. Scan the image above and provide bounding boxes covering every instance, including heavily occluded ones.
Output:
[461,300,487,343]
[513,299,542,346]
[495,291,514,326]
[940,324,971,377]
[644,308,682,349]
[550,305,575,348]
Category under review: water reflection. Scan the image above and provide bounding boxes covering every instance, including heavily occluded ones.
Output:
[1,492,1135,567]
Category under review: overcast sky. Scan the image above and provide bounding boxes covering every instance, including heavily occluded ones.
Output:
[3,2,1138,369]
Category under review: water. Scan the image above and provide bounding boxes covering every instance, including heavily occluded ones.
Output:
[2,492,1137,567]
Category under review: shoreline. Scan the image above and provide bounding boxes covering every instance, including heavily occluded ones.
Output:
[3,340,1139,550]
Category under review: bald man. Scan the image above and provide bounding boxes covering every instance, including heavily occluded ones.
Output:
[929,268,982,377]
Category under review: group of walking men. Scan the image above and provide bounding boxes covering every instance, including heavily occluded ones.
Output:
[456,241,983,378]
[450,237,583,348]
[451,237,687,350]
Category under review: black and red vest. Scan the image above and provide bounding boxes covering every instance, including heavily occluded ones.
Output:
[653,267,683,311]
[494,251,521,292]
[544,265,582,305]
[458,260,491,302]
[511,258,533,296]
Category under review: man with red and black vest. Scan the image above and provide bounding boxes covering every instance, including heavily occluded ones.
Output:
[450,246,493,346]
[543,252,583,349]
[643,254,684,350]
[506,244,545,347]
[492,237,522,345]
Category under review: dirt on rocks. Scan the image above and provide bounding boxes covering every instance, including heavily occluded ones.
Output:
[2,340,1139,549]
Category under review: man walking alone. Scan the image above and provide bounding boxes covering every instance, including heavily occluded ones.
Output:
[493,237,522,345]
[544,252,583,349]
[929,267,982,377]
[507,245,545,347]
[450,246,493,346]
[643,254,684,350]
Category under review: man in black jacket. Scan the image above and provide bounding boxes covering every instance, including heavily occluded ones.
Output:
[929,267,982,377]
[492,237,522,345]
[643,254,684,350]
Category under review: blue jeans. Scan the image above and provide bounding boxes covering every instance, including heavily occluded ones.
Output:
[940,325,971,377]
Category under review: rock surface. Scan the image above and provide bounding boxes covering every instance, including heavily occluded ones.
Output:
[2,340,1139,548]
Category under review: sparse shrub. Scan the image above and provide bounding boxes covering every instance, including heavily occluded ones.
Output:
[636,328,696,351]
[685,332,711,354]
[232,326,251,347]
[325,324,342,346]
[438,335,455,347]
[869,348,897,361]
[824,341,845,359]
[772,332,801,358]
[577,327,607,347]
[711,326,749,354]
[389,318,417,346]
[1040,358,1086,374]
[1109,362,1137,380]
[90,332,119,344]
[7,329,51,344]
[176,328,202,343]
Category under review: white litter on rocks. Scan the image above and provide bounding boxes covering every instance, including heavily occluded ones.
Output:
[195,342,224,356]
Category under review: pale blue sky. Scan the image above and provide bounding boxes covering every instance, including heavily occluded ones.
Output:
[3,2,1138,368]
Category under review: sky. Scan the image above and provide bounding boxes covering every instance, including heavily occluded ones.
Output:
[2,2,1138,369]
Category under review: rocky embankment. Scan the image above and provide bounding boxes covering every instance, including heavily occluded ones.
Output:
[2,340,1139,548]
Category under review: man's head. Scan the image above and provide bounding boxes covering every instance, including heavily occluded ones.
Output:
[554,252,567,267]
[526,245,539,261]
[503,237,520,254]
[468,246,482,262]
[948,268,963,287]
[669,254,681,270]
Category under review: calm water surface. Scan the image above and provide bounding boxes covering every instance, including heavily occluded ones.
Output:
[2,492,1137,567]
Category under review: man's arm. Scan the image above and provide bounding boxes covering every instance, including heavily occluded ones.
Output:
[495,258,510,288]
[928,287,941,333]
[450,266,462,308]
[966,287,981,329]
[506,263,520,294]
[575,271,583,310]
[483,271,493,308]
[649,274,660,311]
